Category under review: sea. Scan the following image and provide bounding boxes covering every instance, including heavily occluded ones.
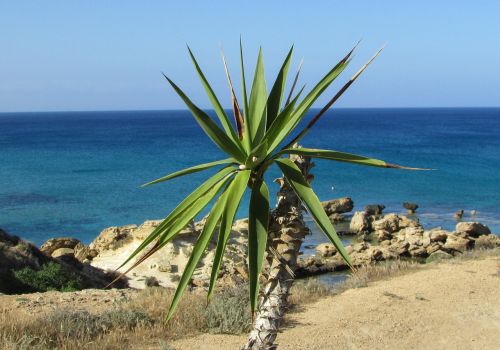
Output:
[1,108,499,248]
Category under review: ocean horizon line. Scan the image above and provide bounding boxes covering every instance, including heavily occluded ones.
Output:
[1,106,500,115]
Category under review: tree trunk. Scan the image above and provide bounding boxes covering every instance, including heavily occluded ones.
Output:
[243,152,313,350]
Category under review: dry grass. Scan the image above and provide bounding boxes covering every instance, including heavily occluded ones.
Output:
[2,248,498,350]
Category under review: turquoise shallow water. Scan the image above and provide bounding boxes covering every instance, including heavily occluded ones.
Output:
[0,108,499,246]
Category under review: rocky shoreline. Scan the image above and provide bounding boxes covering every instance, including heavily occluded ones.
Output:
[1,197,498,294]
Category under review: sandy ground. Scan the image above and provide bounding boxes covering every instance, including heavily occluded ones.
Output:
[172,257,500,350]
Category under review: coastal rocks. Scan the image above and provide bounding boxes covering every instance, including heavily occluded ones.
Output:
[349,212,371,235]
[328,213,346,223]
[0,228,128,294]
[74,243,98,263]
[90,225,137,252]
[88,218,250,289]
[427,229,449,243]
[372,214,421,242]
[322,197,354,216]
[455,222,491,238]
[40,237,80,256]
[322,197,354,223]
[315,243,337,257]
[403,202,419,214]
[51,248,76,258]
[443,234,473,253]
[364,204,385,216]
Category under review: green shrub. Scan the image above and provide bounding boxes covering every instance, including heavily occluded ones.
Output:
[46,308,153,341]
[13,262,82,292]
[204,287,252,334]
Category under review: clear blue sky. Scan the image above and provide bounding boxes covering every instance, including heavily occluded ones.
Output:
[1,0,499,112]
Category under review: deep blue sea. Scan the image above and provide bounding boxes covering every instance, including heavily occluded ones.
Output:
[1,108,499,246]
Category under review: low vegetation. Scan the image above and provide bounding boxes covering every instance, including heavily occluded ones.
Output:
[13,262,83,293]
[1,248,497,350]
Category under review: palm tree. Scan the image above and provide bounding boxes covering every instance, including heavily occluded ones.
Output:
[116,41,419,349]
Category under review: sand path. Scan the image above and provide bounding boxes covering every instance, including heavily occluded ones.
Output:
[172,257,500,350]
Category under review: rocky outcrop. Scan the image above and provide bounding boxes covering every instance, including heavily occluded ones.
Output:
[403,202,419,214]
[40,237,80,256]
[455,222,491,238]
[349,212,371,235]
[364,204,385,215]
[315,243,337,257]
[296,214,499,275]
[0,228,127,294]
[322,197,354,216]
[85,219,250,289]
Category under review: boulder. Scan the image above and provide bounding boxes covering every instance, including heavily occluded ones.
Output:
[408,246,427,258]
[74,243,98,263]
[315,243,337,257]
[90,225,137,252]
[51,247,75,258]
[428,229,449,243]
[40,237,80,256]
[349,211,370,234]
[373,214,400,233]
[328,213,345,223]
[443,234,472,253]
[364,204,385,215]
[426,243,443,255]
[322,197,354,215]
[403,202,419,214]
[455,222,491,238]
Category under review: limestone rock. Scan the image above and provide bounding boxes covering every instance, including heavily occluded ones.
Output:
[373,214,400,233]
[428,229,449,243]
[51,247,76,258]
[455,222,491,238]
[349,211,371,234]
[74,243,98,263]
[322,197,354,215]
[403,202,419,214]
[364,204,385,215]
[315,243,337,257]
[443,234,472,253]
[328,213,345,223]
[40,237,80,256]
[90,225,136,252]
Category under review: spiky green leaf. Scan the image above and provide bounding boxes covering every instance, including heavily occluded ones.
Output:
[166,184,231,321]
[163,74,246,162]
[262,86,305,154]
[276,158,351,266]
[239,38,251,152]
[279,148,427,170]
[266,46,293,127]
[142,159,234,187]
[248,48,267,146]
[271,48,354,150]
[208,170,251,300]
[187,47,242,146]
[248,178,269,313]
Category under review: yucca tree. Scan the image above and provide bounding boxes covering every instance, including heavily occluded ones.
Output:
[116,41,419,349]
